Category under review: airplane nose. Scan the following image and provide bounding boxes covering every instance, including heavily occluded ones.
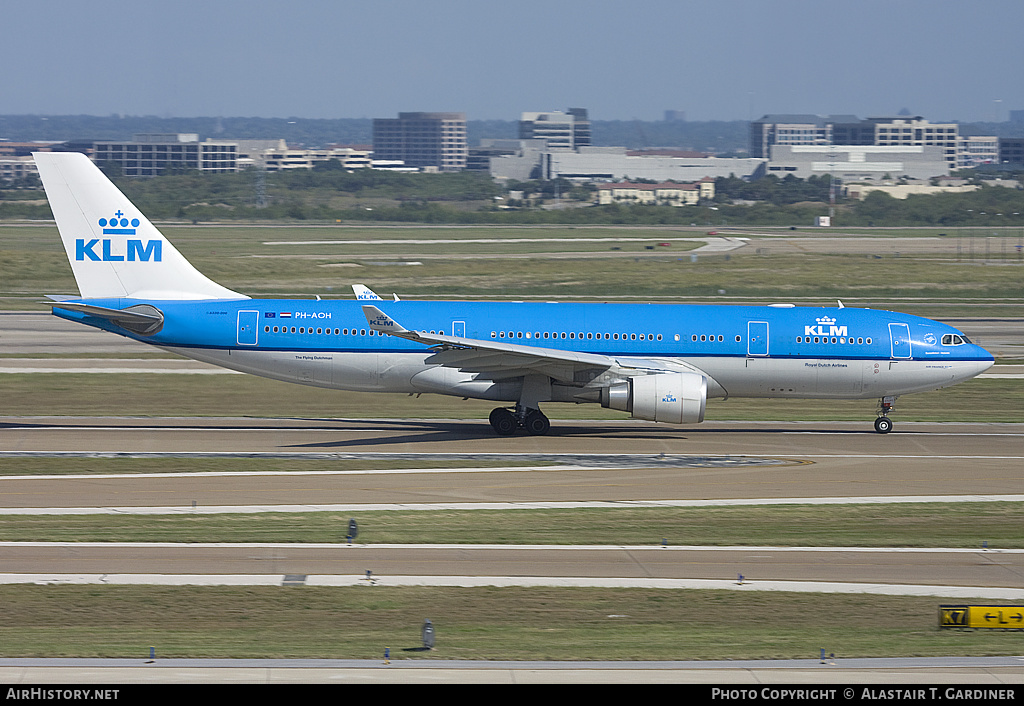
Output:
[976,355,995,375]
[967,348,995,378]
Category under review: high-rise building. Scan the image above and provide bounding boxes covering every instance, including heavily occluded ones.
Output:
[518,109,591,150]
[372,112,467,171]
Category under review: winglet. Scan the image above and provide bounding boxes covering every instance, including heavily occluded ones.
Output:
[361,305,408,335]
[352,284,383,301]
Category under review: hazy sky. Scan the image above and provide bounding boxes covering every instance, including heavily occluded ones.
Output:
[4,0,1021,122]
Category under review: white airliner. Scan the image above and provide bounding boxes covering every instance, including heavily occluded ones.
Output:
[33,152,994,435]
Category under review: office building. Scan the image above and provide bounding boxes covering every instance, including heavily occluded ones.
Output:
[490,145,764,182]
[92,134,238,176]
[767,145,949,180]
[752,115,960,171]
[999,137,1024,165]
[957,136,999,168]
[596,179,714,206]
[372,112,467,171]
[518,109,591,150]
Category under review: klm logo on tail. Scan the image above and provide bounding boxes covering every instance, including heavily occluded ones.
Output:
[76,238,162,262]
[99,211,139,234]
[75,212,162,262]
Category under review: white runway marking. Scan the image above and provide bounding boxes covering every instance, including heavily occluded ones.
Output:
[0,573,1019,599]
[0,466,583,481]
[1,495,1021,515]
[2,542,1021,553]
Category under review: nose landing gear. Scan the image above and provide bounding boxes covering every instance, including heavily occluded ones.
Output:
[874,396,897,433]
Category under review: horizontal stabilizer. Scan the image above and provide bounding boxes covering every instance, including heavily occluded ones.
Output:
[50,301,164,335]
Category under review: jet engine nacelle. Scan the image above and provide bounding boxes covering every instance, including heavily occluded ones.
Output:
[600,372,707,424]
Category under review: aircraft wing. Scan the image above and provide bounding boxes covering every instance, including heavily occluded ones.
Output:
[362,305,672,384]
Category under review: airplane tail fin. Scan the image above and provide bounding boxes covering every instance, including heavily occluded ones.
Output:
[33,152,247,301]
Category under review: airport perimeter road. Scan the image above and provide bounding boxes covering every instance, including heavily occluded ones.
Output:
[1,418,1022,507]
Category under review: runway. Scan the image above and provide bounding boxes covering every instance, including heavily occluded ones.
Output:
[2,417,1022,506]
[2,313,1022,680]
[1,416,1022,598]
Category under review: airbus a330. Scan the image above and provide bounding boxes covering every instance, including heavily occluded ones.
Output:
[33,152,994,435]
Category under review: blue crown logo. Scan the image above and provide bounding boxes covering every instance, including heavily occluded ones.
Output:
[98,210,140,235]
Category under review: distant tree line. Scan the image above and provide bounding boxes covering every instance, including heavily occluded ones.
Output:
[3,155,1023,228]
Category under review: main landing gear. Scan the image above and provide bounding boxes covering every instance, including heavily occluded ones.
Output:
[489,405,550,436]
[873,396,897,434]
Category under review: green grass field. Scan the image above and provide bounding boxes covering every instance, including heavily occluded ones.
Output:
[0,585,1018,660]
[2,224,1022,307]
[0,503,1020,547]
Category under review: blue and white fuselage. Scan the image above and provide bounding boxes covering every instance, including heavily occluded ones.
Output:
[34,152,994,435]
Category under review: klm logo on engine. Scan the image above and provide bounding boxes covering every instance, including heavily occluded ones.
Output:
[804,316,847,337]
[76,238,162,262]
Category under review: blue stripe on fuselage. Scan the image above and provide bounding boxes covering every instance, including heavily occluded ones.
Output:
[50,299,994,363]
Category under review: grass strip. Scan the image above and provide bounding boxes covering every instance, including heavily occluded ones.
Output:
[0,585,1018,660]
[0,504,1020,547]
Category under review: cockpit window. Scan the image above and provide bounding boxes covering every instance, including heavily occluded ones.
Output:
[941,334,965,346]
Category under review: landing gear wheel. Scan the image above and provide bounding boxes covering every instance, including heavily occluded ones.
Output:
[523,410,550,436]
[489,407,517,436]
[874,416,893,434]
